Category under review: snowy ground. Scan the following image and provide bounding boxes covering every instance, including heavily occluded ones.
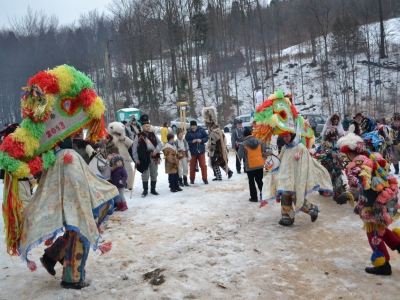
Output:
[1,135,400,299]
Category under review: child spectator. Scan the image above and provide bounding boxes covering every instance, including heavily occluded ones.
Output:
[110,155,128,211]
[175,128,191,187]
[162,133,182,192]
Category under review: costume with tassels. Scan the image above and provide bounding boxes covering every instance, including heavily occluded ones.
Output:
[313,126,346,200]
[337,132,400,276]
[253,90,333,226]
[202,106,233,181]
[0,65,120,289]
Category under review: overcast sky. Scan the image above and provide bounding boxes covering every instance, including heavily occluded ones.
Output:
[0,0,112,29]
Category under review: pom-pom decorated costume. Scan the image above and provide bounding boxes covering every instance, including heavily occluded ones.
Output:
[362,124,393,163]
[313,126,346,200]
[253,90,332,226]
[0,65,120,289]
[337,132,400,276]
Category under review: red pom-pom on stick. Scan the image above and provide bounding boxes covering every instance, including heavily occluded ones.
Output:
[259,200,268,208]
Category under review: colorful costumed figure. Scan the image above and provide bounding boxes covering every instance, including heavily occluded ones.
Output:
[362,124,393,163]
[336,132,400,275]
[313,126,346,200]
[203,106,233,181]
[0,65,120,289]
[253,90,333,226]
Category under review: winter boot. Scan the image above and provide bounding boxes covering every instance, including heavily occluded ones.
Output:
[170,188,177,193]
[120,202,128,211]
[183,176,190,187]
[176,186,183,192]
[394,164,399,175]
[279,218,294,226]
[365,262,392,276]
[179,177,184,187]
[228,170,233,179]
[114,202,122,211]
[203,179,209,184]
[151,181,159,195]
[141,181,148,198]
[190,180,195,184]
[40,253,56,276]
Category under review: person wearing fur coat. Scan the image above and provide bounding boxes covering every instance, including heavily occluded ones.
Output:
[175,128,191,187]
[203,106,233,181]
[162,133,182,192]
[132,114,163,197]
[107,122,134,190]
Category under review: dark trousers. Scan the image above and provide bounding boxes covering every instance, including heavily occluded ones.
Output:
[247,168,264,200]
[235,152,243,172]
[168,173,179,189]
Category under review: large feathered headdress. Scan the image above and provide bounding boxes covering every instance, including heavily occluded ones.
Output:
[202,106,218,127]
[252,90,314,149]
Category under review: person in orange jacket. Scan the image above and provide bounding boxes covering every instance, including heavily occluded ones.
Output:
[238,128,265,202]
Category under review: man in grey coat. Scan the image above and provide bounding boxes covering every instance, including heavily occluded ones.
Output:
[231,119,245,173]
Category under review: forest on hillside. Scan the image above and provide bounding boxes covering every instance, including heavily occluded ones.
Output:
[0,0,400,125]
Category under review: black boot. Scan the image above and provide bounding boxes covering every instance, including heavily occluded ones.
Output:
[141,181,148,198]
[179,177,184,187]
[151,181,159,195]
[394,164,399,175]
[365,262,392,275]
[176,186,183,191]
[183,176,190,186]
[279,218,294,226]
[228,170,233,179]
[40,253,56,276]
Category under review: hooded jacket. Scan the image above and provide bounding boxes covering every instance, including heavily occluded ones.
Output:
[238,136,264,172]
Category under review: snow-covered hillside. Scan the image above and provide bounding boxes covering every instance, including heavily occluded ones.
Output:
[146,17,400,121]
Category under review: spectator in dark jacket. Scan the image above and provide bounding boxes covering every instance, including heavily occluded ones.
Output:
[110,155,128,211]
[185,120,209,184]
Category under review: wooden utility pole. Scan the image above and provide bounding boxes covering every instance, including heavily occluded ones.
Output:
[105,38,117,121]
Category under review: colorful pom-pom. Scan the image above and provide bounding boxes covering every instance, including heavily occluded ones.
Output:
[27,71,59,94]
[259,200,268,208]
[98,241,112,255]
[27,260,37,271]
[63,152,73,164]
[393,228,400,238]
[27,156,43,176]
[42,150,56,170]
[371,250,386,267]
[78,88,97,108]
